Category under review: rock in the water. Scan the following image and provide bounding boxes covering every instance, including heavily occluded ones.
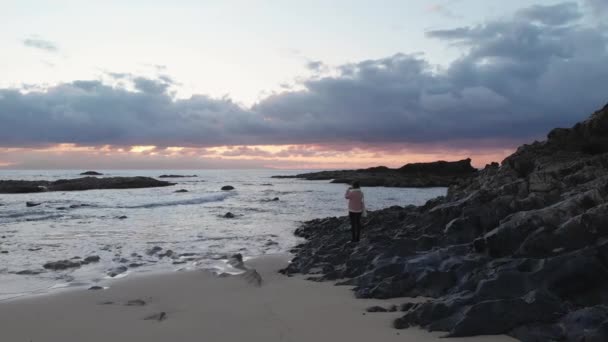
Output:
[158,250,174,258]
[146,246,163,256]
[43,260,81,270]
[174,189,188,193]
[158,174,197,178]
[83,255,101,263]
[224,212,236,218]
[80,171,103,176]
[221,185,235,191]
[107,266,128,277]
[15,270,44,275]
[1,177,174,194]
[88,286,104,290]
[26,201,41,207]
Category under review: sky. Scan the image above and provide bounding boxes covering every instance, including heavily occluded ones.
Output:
[0,0,607,169]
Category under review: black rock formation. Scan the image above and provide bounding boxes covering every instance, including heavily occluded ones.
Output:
[272,159,476,187]
[158,174,197,178]
[80,171,103,176]
[0,177,174,194]
[282,103,608,341]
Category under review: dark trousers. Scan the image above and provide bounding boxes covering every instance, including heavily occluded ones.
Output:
[349,211,362,242]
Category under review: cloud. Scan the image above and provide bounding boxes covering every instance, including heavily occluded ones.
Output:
[22,37,58,52]
[584,0,608,15]
[427,4,461,19]
[1,2,607,156]
[516,2,582,25]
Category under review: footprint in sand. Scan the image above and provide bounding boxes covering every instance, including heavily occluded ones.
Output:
[143,312,167,321]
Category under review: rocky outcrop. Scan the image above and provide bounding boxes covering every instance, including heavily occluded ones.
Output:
[158,174,197,178]
[282,103,608,341]
[0,177,174,193]
[43,260,81,270]
[272,159,476,187]
[80,171,103,175]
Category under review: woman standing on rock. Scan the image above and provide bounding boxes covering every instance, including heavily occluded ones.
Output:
[345,181,365,242]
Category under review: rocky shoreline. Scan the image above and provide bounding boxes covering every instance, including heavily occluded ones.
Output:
[272,159,477,187]
[282,103,608,341]
[0,176,174,193]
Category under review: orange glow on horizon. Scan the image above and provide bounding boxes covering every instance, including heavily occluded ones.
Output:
[0,142,516,169]
[130,145,157,153]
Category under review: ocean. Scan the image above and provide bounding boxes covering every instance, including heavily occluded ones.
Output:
[0,170,446,300]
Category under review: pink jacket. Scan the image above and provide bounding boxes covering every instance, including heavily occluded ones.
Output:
[345,189,364,213]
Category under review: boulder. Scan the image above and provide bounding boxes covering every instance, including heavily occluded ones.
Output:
[107,266,128,277]
[221,185,235,191]
[26,201,41,207]
[43,260,81,270]
[83,255,101,263]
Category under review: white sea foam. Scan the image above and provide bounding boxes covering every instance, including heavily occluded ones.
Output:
[0,169,446,299]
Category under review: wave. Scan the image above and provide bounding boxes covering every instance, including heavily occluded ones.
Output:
[124,192,234,209]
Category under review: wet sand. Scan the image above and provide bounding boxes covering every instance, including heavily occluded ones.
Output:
[0,255,516,342]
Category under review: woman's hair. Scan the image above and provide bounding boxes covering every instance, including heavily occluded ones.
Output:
[351,181,360,189]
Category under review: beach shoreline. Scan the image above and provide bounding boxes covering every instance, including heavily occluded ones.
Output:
[0,253,514,342]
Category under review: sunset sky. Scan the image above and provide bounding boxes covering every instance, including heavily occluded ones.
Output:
[1,0,607,169]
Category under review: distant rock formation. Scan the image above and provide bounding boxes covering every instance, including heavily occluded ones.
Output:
[272,159,476,187]
[282,103,608,341]
[158,174,198,178]
[80,171,103,175]
[0,177,174,193]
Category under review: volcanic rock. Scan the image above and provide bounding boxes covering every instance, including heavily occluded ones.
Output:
[281,103,608,340]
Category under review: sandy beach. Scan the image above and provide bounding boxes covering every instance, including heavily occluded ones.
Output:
[0,255,514,342]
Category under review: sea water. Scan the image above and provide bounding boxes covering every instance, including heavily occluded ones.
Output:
[0,170,446,300]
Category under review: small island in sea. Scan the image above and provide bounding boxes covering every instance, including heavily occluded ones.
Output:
[273,158,477,187]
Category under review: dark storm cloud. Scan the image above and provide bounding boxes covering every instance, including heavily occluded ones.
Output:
[2,2,607,148]
[22,37,58,52]
[0,80,270,147]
